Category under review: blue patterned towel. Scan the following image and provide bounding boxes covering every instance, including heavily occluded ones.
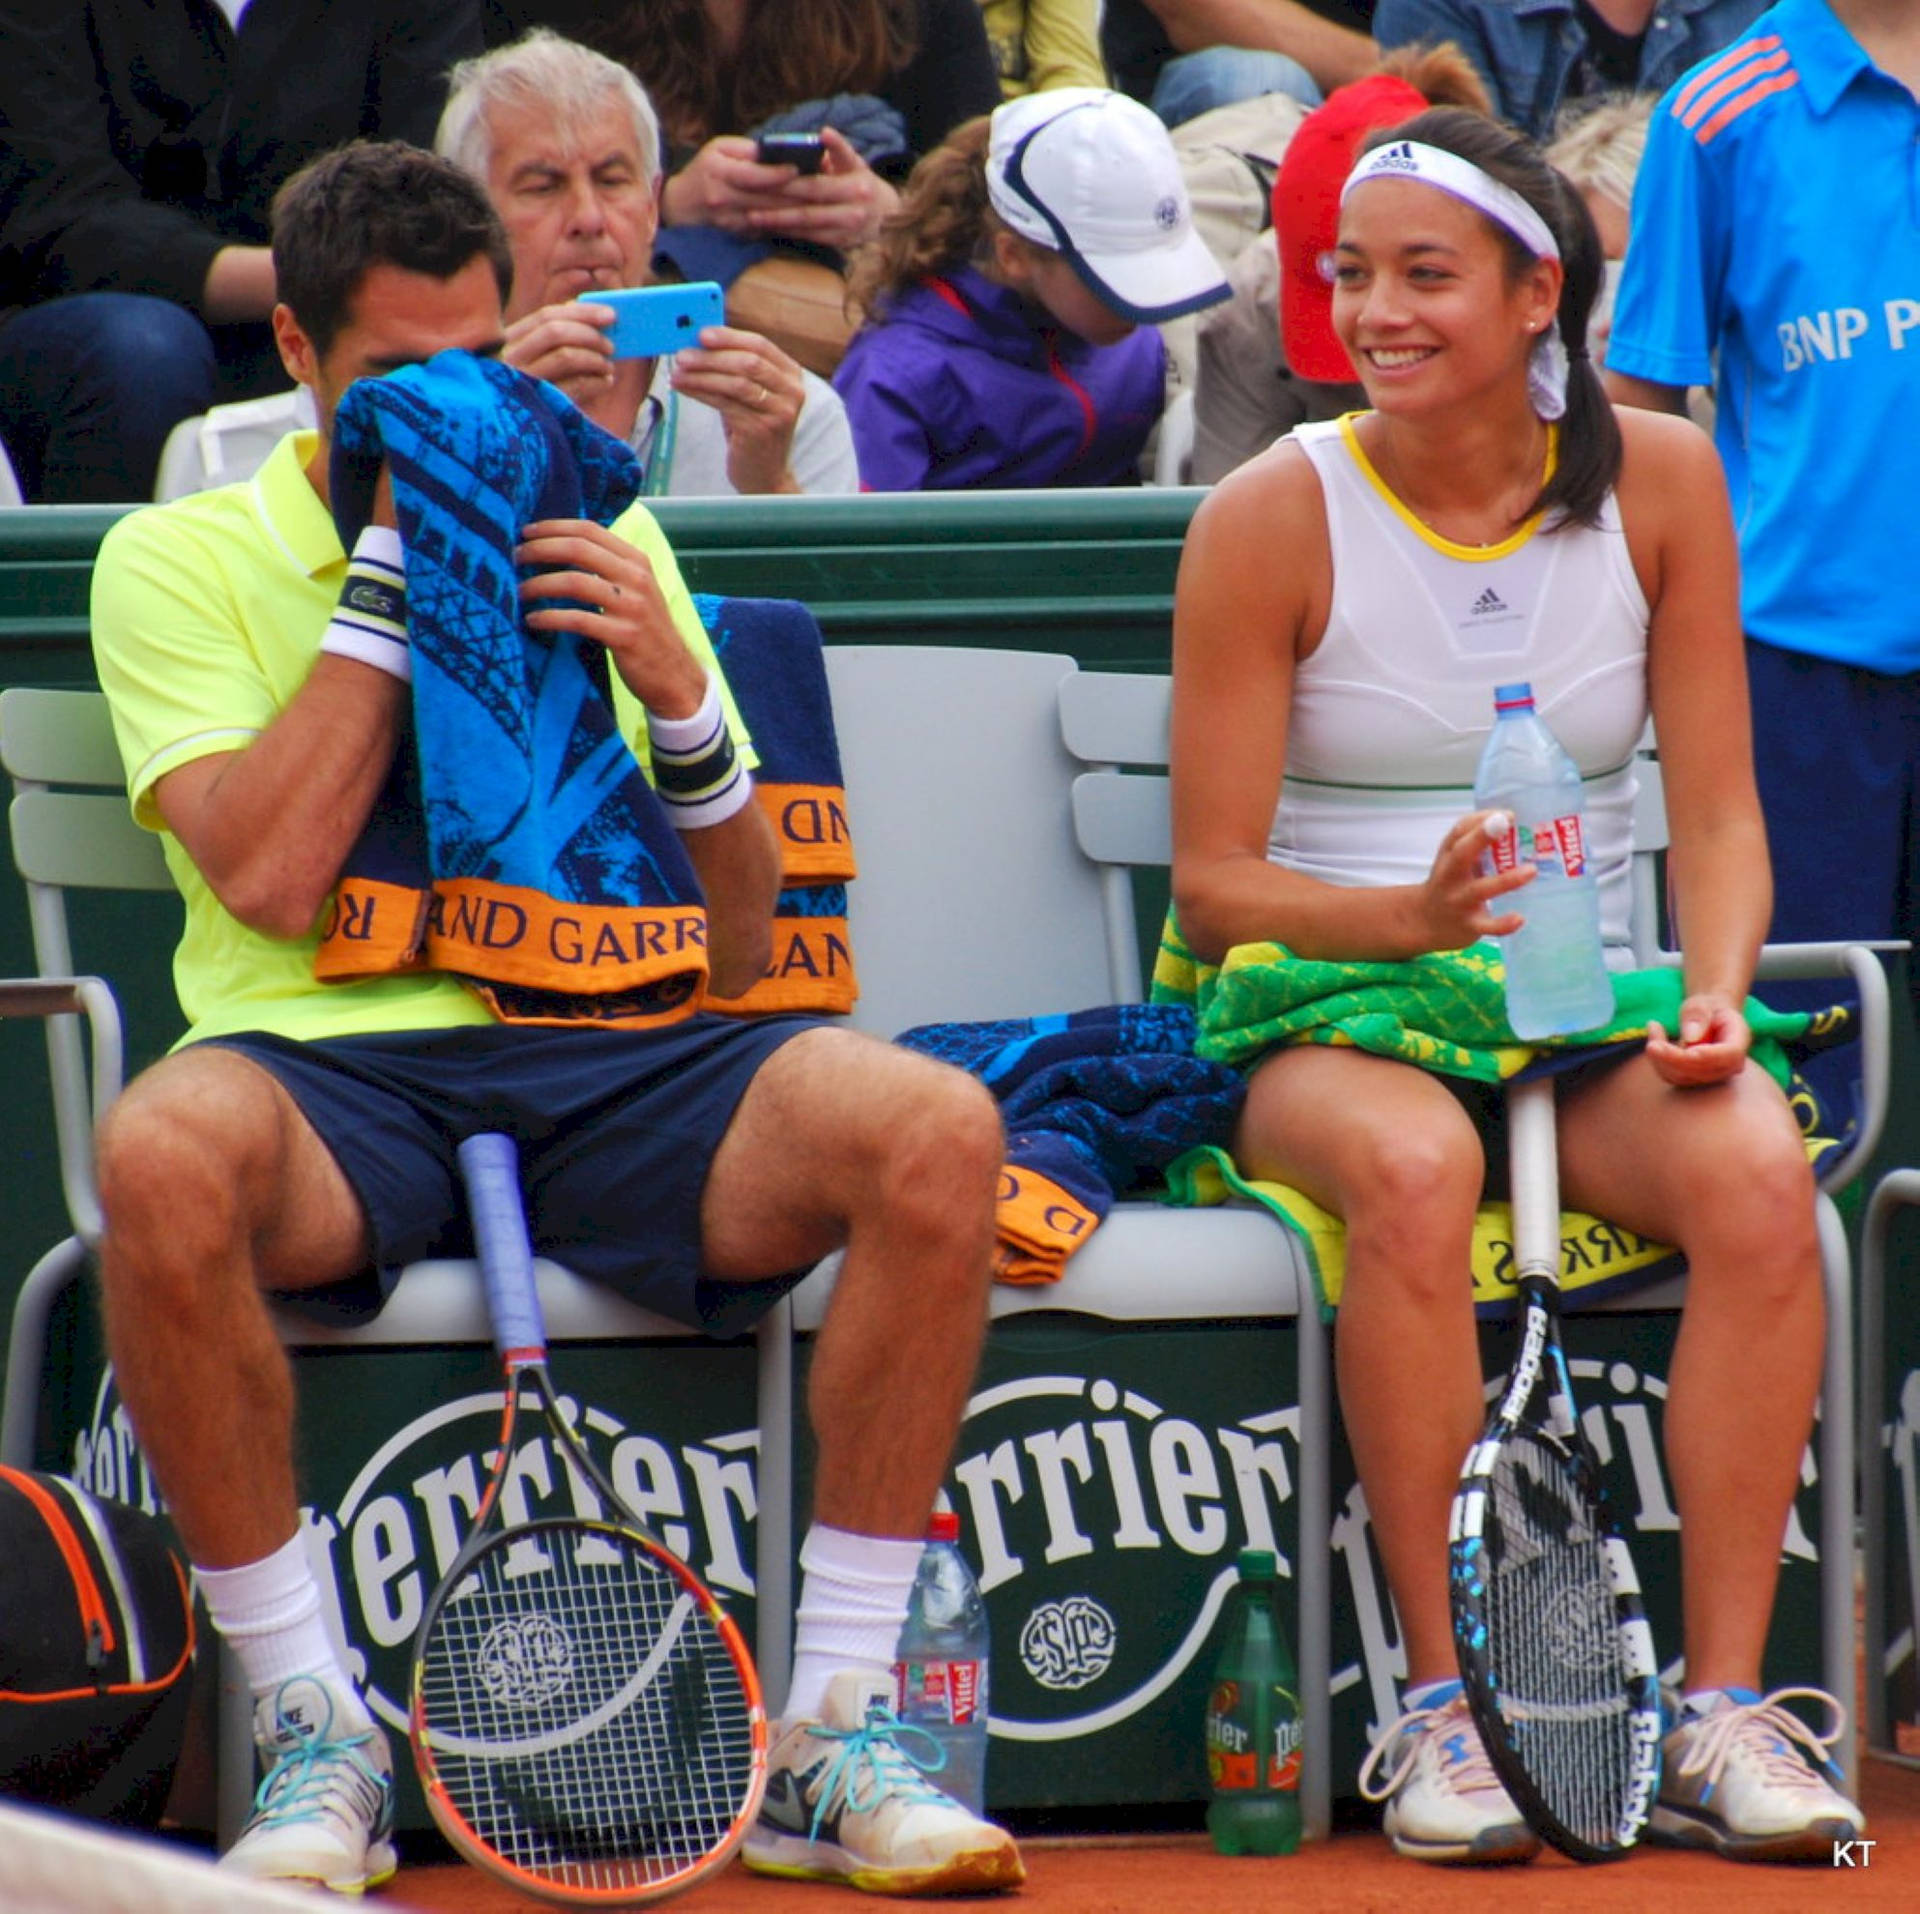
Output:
[898,1005,1245,1282]
[317,352,713,1027]
[695,594,859,1016]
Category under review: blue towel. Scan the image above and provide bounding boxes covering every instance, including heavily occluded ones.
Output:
[694,594,860,1017]
[898,1005,1246,1282]
[316,352,711,1027]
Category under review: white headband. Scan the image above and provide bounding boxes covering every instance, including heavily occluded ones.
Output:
[1341,139,1560,261]
[1340,138,1571,420]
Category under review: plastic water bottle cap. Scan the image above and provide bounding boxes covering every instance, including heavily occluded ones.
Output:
[1492,682,1535,711]
[1235,1548,1278,1580]
[927,1510,961,1543]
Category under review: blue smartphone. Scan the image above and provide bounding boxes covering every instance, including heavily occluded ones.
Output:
[583,281,724,359]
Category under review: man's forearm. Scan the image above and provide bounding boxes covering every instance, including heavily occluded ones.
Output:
[1145,0,1376,90]
[680,798,782,1000]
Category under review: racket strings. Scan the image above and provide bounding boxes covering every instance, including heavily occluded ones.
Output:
[1480,1430,1639,1850]
[418,1528,756,1894]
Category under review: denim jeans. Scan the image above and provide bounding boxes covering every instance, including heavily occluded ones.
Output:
[0,292,284,504]
[1148,46,1322,130]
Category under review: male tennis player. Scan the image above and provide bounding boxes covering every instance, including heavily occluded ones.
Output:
[89,138,1022,1899]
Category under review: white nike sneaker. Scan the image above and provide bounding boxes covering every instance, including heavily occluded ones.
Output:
[1358,1685,1541,1865]
[220,1674,398,1893]
[742,1672,1023,1895]
[1651,1686,1865,1862]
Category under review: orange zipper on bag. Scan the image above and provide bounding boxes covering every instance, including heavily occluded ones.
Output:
[0,1466,116,1667]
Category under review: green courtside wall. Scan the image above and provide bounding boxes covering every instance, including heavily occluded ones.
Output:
[0,488,1200,1402]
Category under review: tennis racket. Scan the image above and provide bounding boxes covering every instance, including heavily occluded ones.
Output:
[409,1131,767,1905]
[1448,1075,1663,1863]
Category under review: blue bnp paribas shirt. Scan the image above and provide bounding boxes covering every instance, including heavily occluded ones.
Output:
[1608,0,1920,674]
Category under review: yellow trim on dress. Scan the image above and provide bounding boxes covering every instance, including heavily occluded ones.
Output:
[1337,413,1559,564]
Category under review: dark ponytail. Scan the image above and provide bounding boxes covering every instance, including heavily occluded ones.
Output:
[1357,106,1621,530]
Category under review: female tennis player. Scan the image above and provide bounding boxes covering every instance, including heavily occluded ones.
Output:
[1169,105,1864,1867]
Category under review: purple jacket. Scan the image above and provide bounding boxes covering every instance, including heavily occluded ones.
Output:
[833,265,1166,491]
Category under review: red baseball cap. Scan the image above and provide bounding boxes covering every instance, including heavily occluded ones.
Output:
[1275,74,1429,384]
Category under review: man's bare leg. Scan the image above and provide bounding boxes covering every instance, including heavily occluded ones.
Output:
[94,1045,371,1567]
[95,1044,399,1887]
[703,1027,1021,1890]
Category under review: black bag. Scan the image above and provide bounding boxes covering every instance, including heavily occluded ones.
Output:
[0,1467,196,1826]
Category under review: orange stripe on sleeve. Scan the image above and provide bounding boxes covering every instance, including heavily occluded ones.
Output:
[1672,34,1781,120]
[1679,44,1792,129]
[1697,70,1801,144]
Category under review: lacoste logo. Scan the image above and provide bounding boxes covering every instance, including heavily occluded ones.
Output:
[1470,588,1509,616]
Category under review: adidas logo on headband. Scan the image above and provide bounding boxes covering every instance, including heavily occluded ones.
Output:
[1375,141,1419,171]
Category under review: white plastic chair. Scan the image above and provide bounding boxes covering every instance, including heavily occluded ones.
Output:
[153,389,311,501]
[792,646,1334,1838]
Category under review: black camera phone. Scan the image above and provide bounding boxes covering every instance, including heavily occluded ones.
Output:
[755,131,827,174]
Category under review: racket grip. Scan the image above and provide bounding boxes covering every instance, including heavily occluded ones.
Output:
[457,1132,548,1361]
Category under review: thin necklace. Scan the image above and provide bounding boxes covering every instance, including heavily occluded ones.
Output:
[1372,427,1551,547]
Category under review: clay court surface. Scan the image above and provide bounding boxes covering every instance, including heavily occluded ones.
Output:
[377,1754,1920,1912]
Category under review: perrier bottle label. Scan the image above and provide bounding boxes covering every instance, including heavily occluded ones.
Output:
[1207,1679,1303,1790]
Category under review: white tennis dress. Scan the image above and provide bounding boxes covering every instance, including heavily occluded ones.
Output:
[1274,415,1651,950]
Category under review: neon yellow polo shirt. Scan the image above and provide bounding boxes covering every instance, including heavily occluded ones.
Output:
[91,430,752,1046]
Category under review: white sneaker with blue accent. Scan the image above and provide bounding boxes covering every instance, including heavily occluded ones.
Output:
[742,1672,1023,1895]
[1358,1685,1540,1865]
[1651,1686,1864,1862]
[220,1674,398,1893]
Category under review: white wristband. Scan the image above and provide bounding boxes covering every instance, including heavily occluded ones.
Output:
[647,674,753,829]
[321,526,410,682]
[645,674,725,752]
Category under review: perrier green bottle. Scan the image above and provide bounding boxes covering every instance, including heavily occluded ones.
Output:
[1204,1547,1303,1855]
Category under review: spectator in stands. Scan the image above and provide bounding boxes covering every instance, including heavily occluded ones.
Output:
[1542,93,1652,368]
[835,88,1230,489]
[440,31,858,496]
[1101,0,1378,127]
[90,138,1022,1899]
[486,1,1001,374]
[1188,41,1490,483]
[1171,102,1865,1867]
[979,0,1110,97]
[1605,0,1920,1128]
[0,3,481,504]
[1373,0,1769,138]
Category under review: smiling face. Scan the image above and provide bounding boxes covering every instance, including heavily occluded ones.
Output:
[1330,177,1560,417]
[485,93,660,322]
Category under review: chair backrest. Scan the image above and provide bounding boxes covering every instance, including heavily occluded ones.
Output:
[153,389,311,501]
[1059,671,1674,972]
[1,688,174,981]
[822,645,1122,1038]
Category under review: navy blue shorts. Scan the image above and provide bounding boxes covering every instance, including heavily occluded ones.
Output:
[206,1014,821,1338]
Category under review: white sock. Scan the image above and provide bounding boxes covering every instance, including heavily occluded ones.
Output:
[784,1523,921,1723]
[197,1532,352,1704]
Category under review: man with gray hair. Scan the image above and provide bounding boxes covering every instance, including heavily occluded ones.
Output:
[438,28,859,497]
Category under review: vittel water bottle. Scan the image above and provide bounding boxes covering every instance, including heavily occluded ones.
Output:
[1473,681,1615,1039]
[1204,1548,1303,1855]
[892,1510,991,1812]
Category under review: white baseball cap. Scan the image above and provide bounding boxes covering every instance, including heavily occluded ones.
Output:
[986,88,1229,324]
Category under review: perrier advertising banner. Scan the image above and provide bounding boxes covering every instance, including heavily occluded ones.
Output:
[55,1300,1830,1828]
